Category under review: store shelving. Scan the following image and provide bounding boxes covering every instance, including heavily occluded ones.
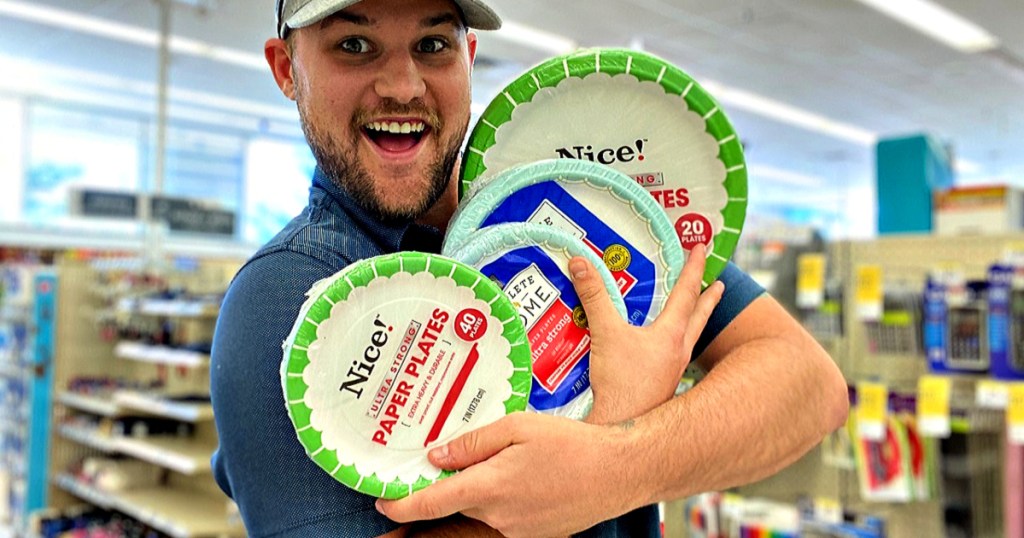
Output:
[58,423,212,475]
[45,256,241,535]
[114,436,213,475]
[684,233,1024,538]
[56,424,116,454]
[114,342,209,368]
[54,473,241,538]
[56,391,120,418]
[113,391,213,423]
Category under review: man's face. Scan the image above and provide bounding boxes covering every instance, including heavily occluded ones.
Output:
[288,0,476,221]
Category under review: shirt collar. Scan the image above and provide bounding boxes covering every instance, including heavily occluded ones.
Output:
[311,168,443,254]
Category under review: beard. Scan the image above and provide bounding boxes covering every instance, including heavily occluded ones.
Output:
[298,96,466,223]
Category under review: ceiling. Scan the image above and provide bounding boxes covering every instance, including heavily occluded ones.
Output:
[1,0,1023,238]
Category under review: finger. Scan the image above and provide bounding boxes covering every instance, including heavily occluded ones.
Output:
[682,280,724,352]
[376,465,487,523]
[568,256,624,332]
[427,414,518,470]
[653,243,708,330]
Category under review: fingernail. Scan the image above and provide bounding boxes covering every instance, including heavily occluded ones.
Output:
[430,444,450,463]
[569,258,588,280]
[375,499,385,513]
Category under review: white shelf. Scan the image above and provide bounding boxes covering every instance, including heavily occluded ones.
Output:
[59,426,212,474]
[115,436,213,475]
[55,474,243,538]
[58,424,116,453]
[115,342,209,368]
[57,391,120,417]
[113,391,213,422]
[54,473,114,509]
[137,299,220,318]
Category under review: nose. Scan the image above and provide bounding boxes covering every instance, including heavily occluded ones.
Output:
[374,51,426,104]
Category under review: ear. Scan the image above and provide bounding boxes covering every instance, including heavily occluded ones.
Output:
[265,37,297,101]
[466,31,478,71]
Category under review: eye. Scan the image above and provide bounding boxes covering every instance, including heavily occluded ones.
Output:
[417,37,448,54]
[337,37,372,54]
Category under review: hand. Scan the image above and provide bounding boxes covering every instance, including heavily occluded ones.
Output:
[375,413,635,538]
[375,245,725,536]
[579,242,724,424]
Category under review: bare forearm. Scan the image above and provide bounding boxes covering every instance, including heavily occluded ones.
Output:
[627,332,847,504]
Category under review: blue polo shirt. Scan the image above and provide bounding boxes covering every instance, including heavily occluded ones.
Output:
[210,168,764,537]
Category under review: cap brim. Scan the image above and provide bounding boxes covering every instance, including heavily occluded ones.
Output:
[283,0,501,35]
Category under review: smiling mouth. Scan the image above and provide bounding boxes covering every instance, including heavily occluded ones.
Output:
[362,120,430,153]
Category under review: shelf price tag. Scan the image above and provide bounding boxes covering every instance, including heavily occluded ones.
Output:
[857,381,888,441]
[976,380,1010,409]
[796,253,826,309]
[855,265,883,321]
[1009,383,1024,445]
[917,375,951,438]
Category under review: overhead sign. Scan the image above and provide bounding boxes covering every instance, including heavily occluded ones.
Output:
[150,196,235,236]
[72,190,140,220]
[70,189,236,236]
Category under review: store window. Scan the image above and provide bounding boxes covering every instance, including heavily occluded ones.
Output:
[244,138,315,245]
[24,104,143,231]
[158,126,245,211]
[0,97,22,223]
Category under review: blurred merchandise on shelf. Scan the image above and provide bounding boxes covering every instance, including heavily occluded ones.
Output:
[864,284,922,356]
[849,392,938,504]
[682,493,886,538]
[987,263,1024,380]
[924,270,991,374]
[34,506,168,538]
[940,419,1004,538]
[1,263,57,531]
[934,185,1024,237]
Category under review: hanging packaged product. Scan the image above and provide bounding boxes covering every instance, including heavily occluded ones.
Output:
[280,252,532,499]
[445,222,627,420]
[461,47,747,285]
[445,159,684,327]
[987,263,1024,381]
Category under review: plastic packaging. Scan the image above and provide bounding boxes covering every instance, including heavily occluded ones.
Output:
[445,158,684,327]
[445,222,627,419]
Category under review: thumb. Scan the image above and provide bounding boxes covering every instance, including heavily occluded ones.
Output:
[428,414,519,470]
[568,257,623,333]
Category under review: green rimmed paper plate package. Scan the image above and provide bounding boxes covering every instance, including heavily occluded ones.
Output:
[445,222,627,420]
[462,47,747,285]
[280,252,532,499]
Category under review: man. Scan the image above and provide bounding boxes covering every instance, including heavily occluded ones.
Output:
[209,0,849,536]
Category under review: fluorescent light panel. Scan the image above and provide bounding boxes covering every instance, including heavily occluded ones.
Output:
[699,79,878,145]
[0,0,266,70]
[852,0,998,53]
[492,21,578,55]
[748,165,825,188]
[0,0,896,149]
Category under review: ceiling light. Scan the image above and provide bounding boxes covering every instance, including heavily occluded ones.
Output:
[0,0,266,70]
[0,54,299,129]
[699,79,878,145]
[492,21,577,55]
[748,165,825,188]
[852,0,998,53]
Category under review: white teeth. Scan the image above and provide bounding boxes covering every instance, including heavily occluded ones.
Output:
[365,121,427,134]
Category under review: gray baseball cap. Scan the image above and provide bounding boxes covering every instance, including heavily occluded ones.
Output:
[276,0,502,38]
